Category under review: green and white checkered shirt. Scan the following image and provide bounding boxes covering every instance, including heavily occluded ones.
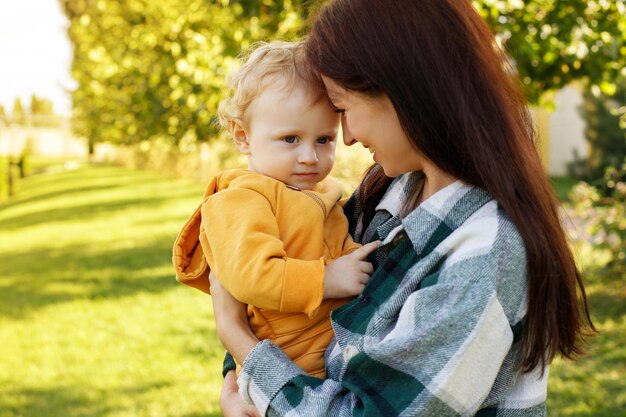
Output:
[236,170,548,416]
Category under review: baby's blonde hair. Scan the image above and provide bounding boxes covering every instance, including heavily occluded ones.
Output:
[217,40,325,132]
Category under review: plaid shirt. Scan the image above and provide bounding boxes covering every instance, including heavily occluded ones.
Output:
[236,171,548,417]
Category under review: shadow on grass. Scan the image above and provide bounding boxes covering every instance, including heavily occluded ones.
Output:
[0,237,179,319]
[0,165,201,227]
[585,269,626,323]
[3,165,144,198]
[0,183,122,211]
[0,386,119,417]
[0,195,190,230]
[0,382,222,417]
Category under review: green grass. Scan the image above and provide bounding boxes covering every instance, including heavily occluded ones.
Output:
[547,241,626,416]
[0,163,224,417]
[546,175,626,416]
[1,162,624,416]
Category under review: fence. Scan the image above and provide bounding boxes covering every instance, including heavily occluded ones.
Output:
[0,115,87,159]
[0,116,87,201]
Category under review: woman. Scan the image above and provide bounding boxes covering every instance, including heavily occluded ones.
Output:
[212,0,594,415]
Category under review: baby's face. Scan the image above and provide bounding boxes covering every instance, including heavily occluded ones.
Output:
[240,85,340,190]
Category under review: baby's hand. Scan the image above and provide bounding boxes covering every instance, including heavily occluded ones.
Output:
[323,241,380,299]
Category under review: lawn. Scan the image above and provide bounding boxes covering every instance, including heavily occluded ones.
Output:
[0,163,223,417]
[1,162,624,416]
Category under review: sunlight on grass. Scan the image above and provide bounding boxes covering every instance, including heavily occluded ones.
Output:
[0,164,224,417]
[1,289,224,417]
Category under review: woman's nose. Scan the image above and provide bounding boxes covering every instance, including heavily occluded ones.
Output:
[342,124,357,146]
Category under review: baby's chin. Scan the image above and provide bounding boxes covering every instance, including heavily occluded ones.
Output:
[285,181,317,191]
[286,173,328,191]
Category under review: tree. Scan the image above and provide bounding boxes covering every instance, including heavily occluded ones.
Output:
[30,94,55,116]
[472,0,626,104]
[29,94,56,126]
[577,78,626,186]
[12,98,26,125]
[62,0,626,152]
[60,0,314,153]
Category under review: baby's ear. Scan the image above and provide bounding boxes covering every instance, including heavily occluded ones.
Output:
[231,119,251,155]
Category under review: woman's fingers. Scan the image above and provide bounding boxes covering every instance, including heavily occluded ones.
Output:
[221,371,261,417]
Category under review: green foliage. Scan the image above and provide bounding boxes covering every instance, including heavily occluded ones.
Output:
[29,94,55,116]
[94,130,371,192]
[60,0,313,150]
[473,0,626,104]
[575,79,626,183]
[569,159,626,272]
[550,175,579,202]
[11,98,26,125]
[62,0,626,152]
[29,94,57,126]
[0,96,58,126]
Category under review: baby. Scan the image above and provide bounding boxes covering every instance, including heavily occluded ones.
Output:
[173,40,378,378]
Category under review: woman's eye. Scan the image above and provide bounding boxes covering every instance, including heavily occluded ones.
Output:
[283,135,298,144]
[317,136,332,144]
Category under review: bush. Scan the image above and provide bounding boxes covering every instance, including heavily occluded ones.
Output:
[575,80,626,191]
[94,134,247,183]
[569,158,626,271]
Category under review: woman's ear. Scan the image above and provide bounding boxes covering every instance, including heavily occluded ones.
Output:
[231,119,251,155]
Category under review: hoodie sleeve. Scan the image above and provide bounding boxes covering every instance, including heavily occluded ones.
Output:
[172,203,211,294]
[200,187,325,316]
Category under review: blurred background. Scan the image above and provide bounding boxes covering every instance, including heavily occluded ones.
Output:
[0,1,624,416]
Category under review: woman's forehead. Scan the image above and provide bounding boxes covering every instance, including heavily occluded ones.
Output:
[321,76,346,99]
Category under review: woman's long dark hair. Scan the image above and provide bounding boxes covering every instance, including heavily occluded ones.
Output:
[306,0,594,372]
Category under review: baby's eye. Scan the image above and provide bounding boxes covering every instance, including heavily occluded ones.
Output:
[333,108,345,114]
[283,135,299,144]
[317,136,332,144]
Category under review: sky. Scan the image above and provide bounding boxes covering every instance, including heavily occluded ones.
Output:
[0,0,73,115]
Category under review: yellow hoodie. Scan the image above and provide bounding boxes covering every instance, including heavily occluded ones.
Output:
[173,169,360,377]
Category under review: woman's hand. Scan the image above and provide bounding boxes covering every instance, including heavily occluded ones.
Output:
[221,370,261,417]
[209,272,259,365]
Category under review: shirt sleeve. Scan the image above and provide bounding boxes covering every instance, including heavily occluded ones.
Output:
[201,187,325,316]
[222,351,236,378]
[238,255,522,416]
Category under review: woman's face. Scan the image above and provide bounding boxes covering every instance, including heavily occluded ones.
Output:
[322,76,424,178]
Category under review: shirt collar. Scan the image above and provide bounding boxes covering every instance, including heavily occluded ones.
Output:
[375,171,424,216]
[374,172,493,253]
